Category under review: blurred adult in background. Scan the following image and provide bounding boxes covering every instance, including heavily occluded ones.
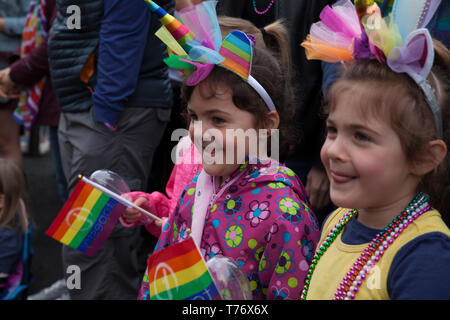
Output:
[0,0,65,202]
[48,0,174,300]
[0,0,29,168]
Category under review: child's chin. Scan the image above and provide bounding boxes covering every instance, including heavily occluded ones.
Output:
[330,192,357,210]
[203,163,238,179]
[202,163,225,176]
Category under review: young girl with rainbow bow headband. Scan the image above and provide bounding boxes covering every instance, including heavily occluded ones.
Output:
[124,0,320,300]
[300,0,450,300]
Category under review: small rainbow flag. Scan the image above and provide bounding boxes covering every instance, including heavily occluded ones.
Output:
[147,237,220,300]
[45,177,127,257]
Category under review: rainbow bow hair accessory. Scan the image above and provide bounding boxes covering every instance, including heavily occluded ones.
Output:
[144,0,276,111]
[301,0,443,138]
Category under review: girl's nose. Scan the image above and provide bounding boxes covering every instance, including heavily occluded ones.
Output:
[323,136,348,162]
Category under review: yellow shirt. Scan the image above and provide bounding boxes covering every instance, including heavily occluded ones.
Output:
[306,208,450,300]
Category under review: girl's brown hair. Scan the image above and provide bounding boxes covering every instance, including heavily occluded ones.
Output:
[0,159,28,231]
[327,40,450,224]
[183,17,295,162]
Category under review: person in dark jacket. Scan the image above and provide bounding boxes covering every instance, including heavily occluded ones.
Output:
[0,0,66,203]
[48,0,174,299]
[0,0,29,168]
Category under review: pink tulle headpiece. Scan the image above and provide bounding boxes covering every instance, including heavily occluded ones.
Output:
[302,0,443,138]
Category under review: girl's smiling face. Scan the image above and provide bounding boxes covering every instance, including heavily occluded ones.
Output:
[188,82,258,183]
[320,89,421,213]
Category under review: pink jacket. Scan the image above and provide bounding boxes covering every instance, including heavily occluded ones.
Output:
[139,157,319,300]
[120,136,202,237]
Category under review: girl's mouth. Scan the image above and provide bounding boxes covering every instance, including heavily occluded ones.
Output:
[330,170,356,184]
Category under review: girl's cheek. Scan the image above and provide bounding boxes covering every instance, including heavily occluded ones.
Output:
[320,141,330,168]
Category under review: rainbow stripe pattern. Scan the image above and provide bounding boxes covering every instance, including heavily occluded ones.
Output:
[145,0,195,53]
[219,31,253,80]
[147,237,219,300]
[45,179,126,257]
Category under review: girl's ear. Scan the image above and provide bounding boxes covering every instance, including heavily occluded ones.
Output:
[411,140,447,176]
[264,111,280,135]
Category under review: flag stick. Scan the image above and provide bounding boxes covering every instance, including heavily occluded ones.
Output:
[79,174,163,223]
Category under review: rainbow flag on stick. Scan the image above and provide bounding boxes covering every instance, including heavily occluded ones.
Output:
[147,237,220,300]
[45,176,129,256]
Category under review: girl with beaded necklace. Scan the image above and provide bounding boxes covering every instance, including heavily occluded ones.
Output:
[300,0,450,299]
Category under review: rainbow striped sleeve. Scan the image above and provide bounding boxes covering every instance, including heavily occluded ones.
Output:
[45,179,126,257]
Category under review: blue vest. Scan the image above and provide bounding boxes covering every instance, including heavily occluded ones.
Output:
[48,0,174,113]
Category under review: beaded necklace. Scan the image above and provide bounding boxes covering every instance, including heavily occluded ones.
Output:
[300,192,431,300]
[252,0,275,15]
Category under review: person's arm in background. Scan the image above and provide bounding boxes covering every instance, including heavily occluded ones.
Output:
[0,0,56,98]
[0,0,29,36]
[0,17,26,36]
[8,0,56,86]
[91,0,151,127]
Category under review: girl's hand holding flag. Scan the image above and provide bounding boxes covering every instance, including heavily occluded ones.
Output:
[122,196,168,228]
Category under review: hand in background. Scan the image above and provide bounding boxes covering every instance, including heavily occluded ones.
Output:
[0,18,5,33]
[0,68,22,99]
[305,166,331,210]
[175,0,193,10]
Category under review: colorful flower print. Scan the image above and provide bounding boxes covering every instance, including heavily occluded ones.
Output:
[276,166,296,179]
[300,237,314,262]
[178,220,189,241]
[275,194,303,225]
[239,167,260,187]
[219,195,244,219]
[156,238,170,251]
[256,250,272,273]
[244,200,271,227]
[275,249,296,277]
[202,242,223,260]
[220,220,245,250]
[172,222,178,242]
[265,181,289,192]
[239,161,249,172]
[271,287,289,300]
[264,222,279,243]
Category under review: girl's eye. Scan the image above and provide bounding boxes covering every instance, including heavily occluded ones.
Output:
[212,117,225,125]
[326,125,337,136]
[354,132,371,142]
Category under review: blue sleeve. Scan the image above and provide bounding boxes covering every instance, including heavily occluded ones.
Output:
[0,228,23,274]
[3,17,26,36]
[321,62,341,97]
[92,0,151,125]
[387,232,450,300]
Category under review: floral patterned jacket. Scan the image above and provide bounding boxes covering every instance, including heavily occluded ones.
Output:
[139,158,319,300]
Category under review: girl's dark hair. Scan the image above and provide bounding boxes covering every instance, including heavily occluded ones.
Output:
[328,39,450,224]
[0,159,28,231]
[182,19,295,163]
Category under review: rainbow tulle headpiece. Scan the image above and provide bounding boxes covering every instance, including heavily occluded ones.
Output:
[145,0,276,111]
[302,0,443,138]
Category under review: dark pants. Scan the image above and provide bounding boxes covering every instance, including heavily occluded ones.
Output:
[58,106,171,299]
